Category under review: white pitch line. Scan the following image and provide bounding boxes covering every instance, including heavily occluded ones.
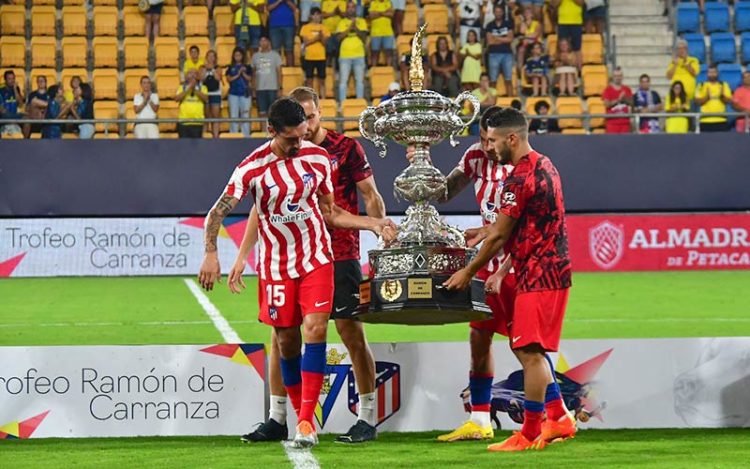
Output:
[282,441,321,469]
[0,320,258,328]
[183,278,242,343]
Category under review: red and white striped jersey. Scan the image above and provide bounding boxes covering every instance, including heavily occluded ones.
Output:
[455,142,513,273]
[224,140,334,281]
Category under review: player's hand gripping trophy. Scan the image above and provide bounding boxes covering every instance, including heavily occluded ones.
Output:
[355,24,491,325]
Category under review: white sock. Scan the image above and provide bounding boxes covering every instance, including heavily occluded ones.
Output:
[269,395,287,425]
[357,392,377,426]
[470,411,491,428]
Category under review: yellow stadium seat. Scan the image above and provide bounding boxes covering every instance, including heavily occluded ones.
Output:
[158,100,179,132]
[495,67,519,97]
[370,66,396,98]
[160,132,179,138]
[293,36,302,67]
[591,128,606,134]
[215,36,236,67]
[427,34,455,57]
[92,37,118,68]
[160,7,179,37]
[31,37,57,68]
[95,132,121,139]
[62,37,87,68]
[214,6,234,37]
[219,132,246,139]
[543,4,555,35]
[125,107,137,133]
[92,68,119,100]
[62,6,87,37]
[184,6,209,37]
[525,97,554,115]
[546,34,557,57]
[122,0,141,5]
[89,0,117,4]
[562,128,586,135]
[319,98,338,121]
[495,97,515,108]
[343,130,361,138]
[281,67,304,92]
[61,68,88,90]
[0,36,26,68]
[586,96,606,129]
[124,68,150,100]
[396,35,412,56]
[31,6,57,36]
[93,101,120,133]
[186,37,211,58]
[582,64,608,97]
[123,37,150,68]
[122,7,146,37]
[63,0,89,4]
[93,6,118,37]
[341,99,368,131]
[423,5,450,34]
[1,5,26,36]
[153,37,179,69]
[556,96,584,129]
[33,0,57,5]
[30,68,56,88]
[154,68,181,97]
[62,133,79,139]
[403,9,418,34]
[582,34,603,65]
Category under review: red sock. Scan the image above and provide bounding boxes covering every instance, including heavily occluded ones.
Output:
[285,383,302,418]
[545,397,567,421]
[298,370,324,425]
[521,400,545,441]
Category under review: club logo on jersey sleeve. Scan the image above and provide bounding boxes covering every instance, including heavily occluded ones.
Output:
[269,195,313,224]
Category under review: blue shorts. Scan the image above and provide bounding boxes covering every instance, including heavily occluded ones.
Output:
[488,53,514,82]
[519,0,544,5]
[371,35,395,52]
[208,94,222,105]
[390,0,406,9]
[557,24,583,51]
[270,25,295,52]
[236,25,261,50]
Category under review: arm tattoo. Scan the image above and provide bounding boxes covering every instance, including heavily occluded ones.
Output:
[440,170,472,203]
[204,194,236,253]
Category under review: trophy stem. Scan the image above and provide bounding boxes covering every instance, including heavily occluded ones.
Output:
[411,143,431,166]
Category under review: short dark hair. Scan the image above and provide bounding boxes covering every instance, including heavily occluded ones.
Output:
[310,6,322,15]
[290,86,319,108]
[47,84,60,99]
[639,74,650,81]
[479,106,502,131]
[140,75,150,83]
[708,63,718,71]
[480,72,490,81]
[4,70,14,80]
[510,99,522,111]
[189,45,199,52]
[268,97,307,132]
[486,107,528,133]
[534,100,550,114]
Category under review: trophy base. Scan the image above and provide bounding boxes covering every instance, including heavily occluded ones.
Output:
[353,275,492,325]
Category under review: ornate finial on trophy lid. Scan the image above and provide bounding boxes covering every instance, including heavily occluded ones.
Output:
[409,23,428,92]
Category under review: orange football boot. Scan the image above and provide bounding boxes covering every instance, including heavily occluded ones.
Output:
[541,413,577,443]
[487,431,547,452]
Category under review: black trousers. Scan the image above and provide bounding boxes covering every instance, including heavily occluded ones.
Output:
[178,123,203,138]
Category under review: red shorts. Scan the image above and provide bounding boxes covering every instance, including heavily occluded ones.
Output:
[258,262,334,328]
[510,288,570,352]
[470,270,517,337]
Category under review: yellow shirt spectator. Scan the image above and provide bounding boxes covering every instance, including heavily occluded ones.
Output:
[664,95,690,134]
[322,0,346,35]
[230,0,265,26]
[300,23,331,61]
[369,0,394,38]
[336,17,369,59]
[177,84,208,122]
[667,56,699,100]
[695,80,732,124]
[557,0,583,25]
[183,58,205,76]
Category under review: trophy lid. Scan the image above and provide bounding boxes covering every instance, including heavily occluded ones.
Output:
[409,24,428,92]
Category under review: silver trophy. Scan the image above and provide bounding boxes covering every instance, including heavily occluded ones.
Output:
[354,25,491,325]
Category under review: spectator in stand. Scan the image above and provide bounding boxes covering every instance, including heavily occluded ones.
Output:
[268,0,298,66]
[519,0,543,23]
[460,29,482,90]
[202,50,223,139]
[666,39,699,100]
[529,100,561,134]
[252,36,283,117]
[300,0,322,23]
[133,76,160,139]
[64,75,81,103]
[71,83,95,139]
[368,0,395,67]
[336,2,368,102]
[665,80,690,134]
[602,66,633,134]
[175,69,208,139]
[184,45,205,76]
[633,74,663,133]
[455,0,484,47]
[471,73,498,113]
[42,84,74,139]
[516,5,541,70]
[0,70,24,137]
[391,0,405,36]
[485,4,515,95]
[554,37,577,96]
[584,0,606,34]
[322,0,346,58]
[144,0,165,43]
[230,0,266,52]
[550,0,583,68]
[381,81,400,102]
[430,36,461,98]
[732,71,750,133]
[483,0,515,27]
[525,42,549,96]
[300,8,330,99]
[23,75,50,139]
[694,64,732,133]
[226,47,253,136]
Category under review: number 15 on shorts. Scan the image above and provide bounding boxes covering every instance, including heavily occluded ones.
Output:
[266,285,286,306]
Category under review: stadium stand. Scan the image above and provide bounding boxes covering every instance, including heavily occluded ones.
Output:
[1,5,26,36]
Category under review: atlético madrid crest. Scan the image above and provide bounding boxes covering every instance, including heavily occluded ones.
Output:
[589,221,625,269]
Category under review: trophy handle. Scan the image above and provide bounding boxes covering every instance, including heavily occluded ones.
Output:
[359,106,388,158]
[449,92,481,147]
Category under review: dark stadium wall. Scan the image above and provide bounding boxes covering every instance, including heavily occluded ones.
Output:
[1,134,749,217]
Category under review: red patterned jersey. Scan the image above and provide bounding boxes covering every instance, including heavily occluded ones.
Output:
[320,129,374,261]
[499,150,572,292]
[456,142,513,273]
[224,140,334,281]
